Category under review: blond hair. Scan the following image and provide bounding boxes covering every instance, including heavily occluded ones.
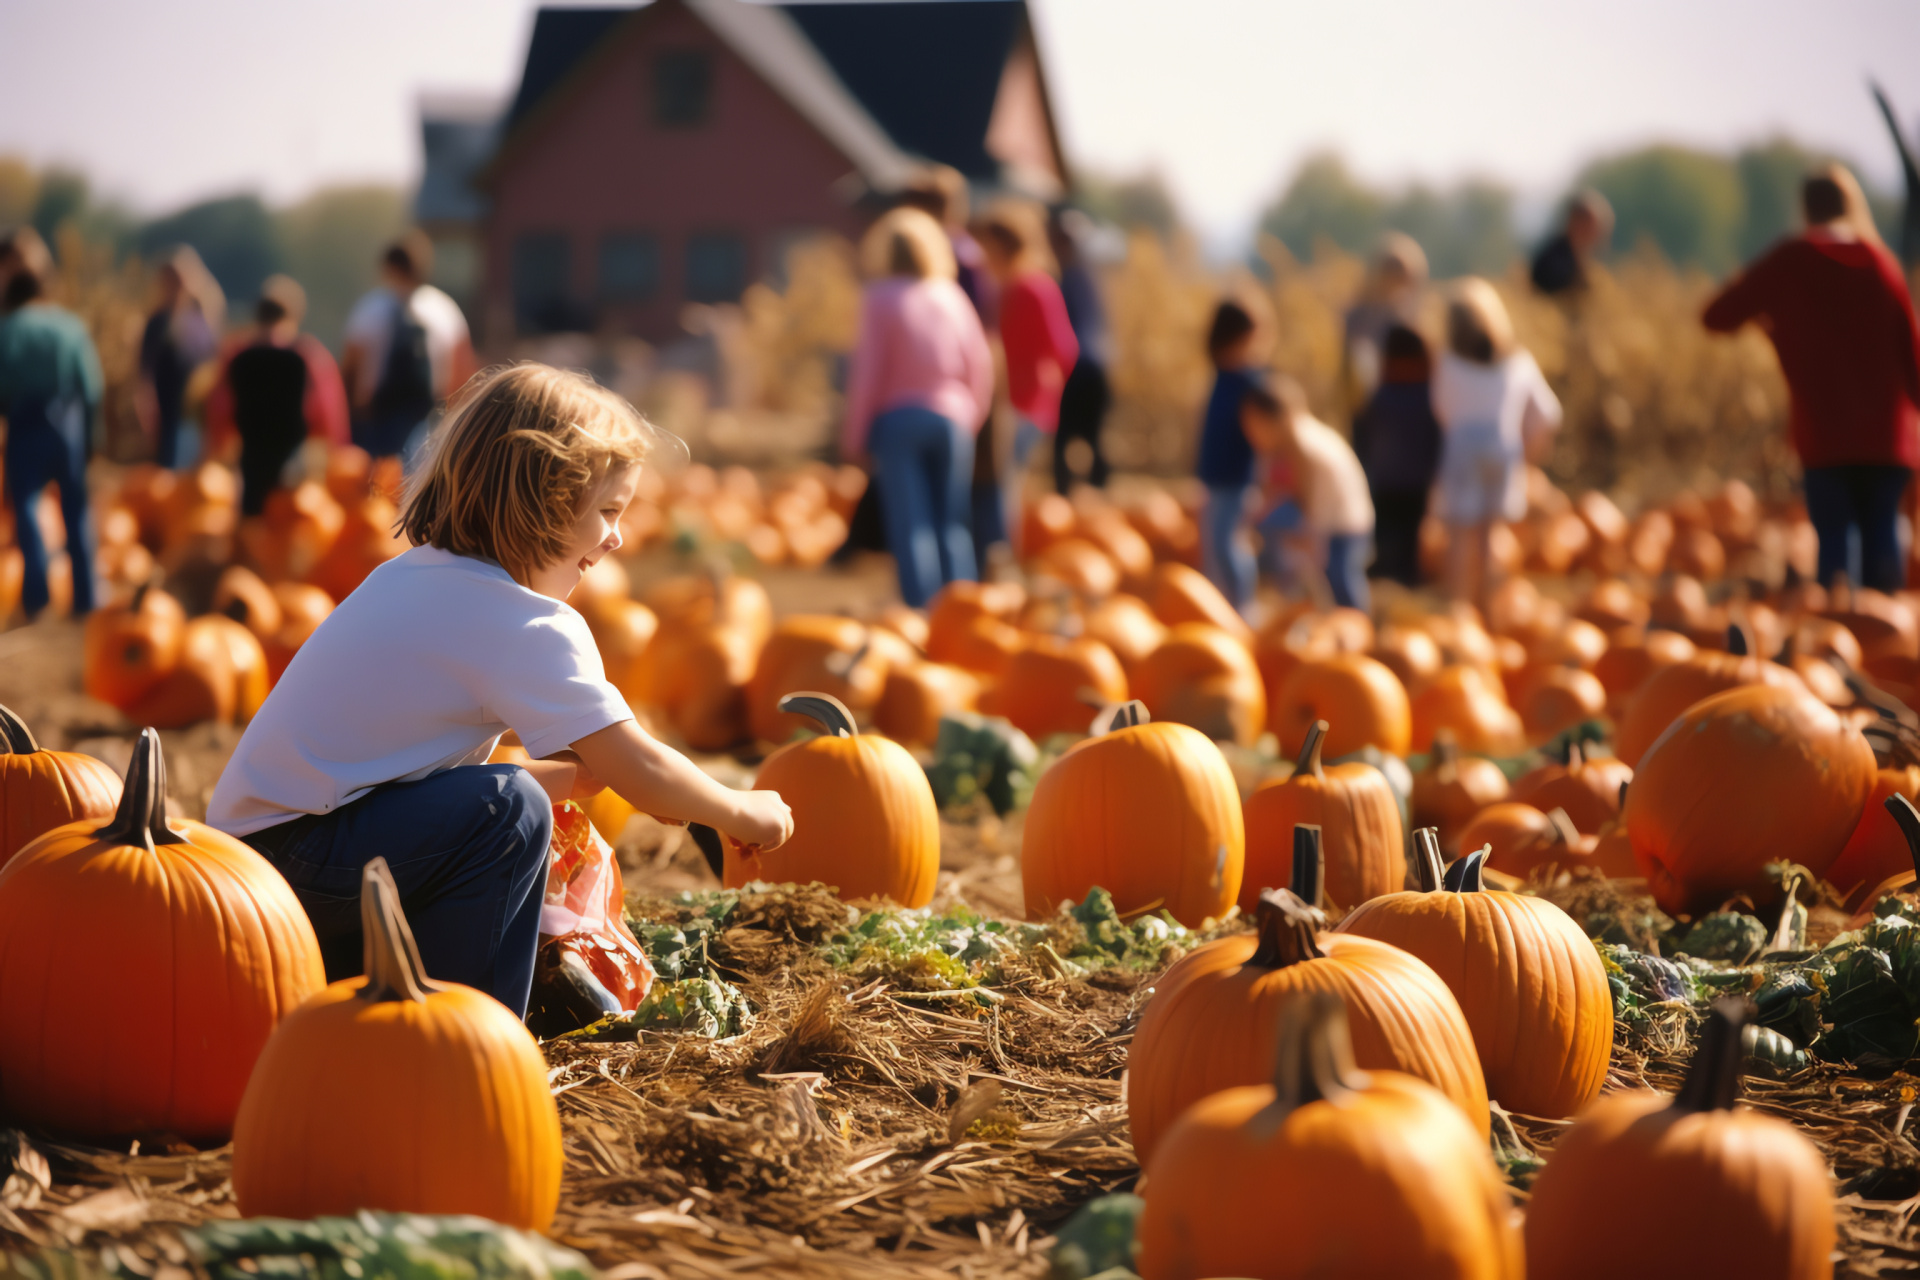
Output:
[1446,277,1515,364]
[401,363,654,584]
[859,207,956,281]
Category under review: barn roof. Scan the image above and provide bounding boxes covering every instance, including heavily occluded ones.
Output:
[416,94,503,225]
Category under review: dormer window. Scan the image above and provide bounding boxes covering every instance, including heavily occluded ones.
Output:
[654,50,712,127]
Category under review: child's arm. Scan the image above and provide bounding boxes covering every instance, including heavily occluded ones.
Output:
[570,720,794,850]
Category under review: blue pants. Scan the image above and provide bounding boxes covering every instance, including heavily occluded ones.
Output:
[243,765,554,1017]
[1325,533,1372,611]
[1203,483,1256,615]
[4,395,96,617]
[1804,464,1910,592]
[871,406,976,607]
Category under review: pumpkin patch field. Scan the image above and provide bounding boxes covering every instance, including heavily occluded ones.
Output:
[16,454,1920,1278]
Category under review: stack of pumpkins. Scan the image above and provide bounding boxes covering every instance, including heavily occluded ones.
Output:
[0,704,564,1231]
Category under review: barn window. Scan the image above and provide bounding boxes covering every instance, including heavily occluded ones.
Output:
[512,231,573,333]
[654,50,713,127]
[598,233,660,301]
[685,233,746,303]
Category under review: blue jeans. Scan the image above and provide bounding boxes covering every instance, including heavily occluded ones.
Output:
[870,406,976,607]
[4,395,96,617]
[1204,483,1256,615]
[1326,533,1372,611]
[1002,416,1047,553]
[243,765,553,1017]
[1803,464,1910,592]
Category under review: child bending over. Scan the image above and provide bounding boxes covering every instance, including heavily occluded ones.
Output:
[1244,377,1375,611]
[208,364,793,1016]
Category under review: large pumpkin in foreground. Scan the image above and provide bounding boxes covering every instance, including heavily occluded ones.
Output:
[1023,702,1242,927]
[1612,626,1808,766]
[233,858,562,1230]
[1138,992,1521,1280]
[0,702,121,868]
[728,693,939,906]
[1626,684,1874,916]
[0,730,322,1141]
[1125,885,1489,1169]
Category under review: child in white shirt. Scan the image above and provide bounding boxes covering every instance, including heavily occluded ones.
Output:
[208,363,792,1015]
[1244,377,1376,611]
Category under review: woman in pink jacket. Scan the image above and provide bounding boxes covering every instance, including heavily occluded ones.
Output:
[843,208,995,607]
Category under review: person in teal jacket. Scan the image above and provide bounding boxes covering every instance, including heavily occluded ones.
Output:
[0,238,103,618]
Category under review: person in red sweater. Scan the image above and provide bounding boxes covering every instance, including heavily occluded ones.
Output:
[980,201,1078,554]
[1704,168,1920,591]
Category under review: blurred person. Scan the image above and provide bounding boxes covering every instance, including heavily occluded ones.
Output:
[1049,205,1112,493]
[1704,168,1920,592]
[1530,189,1614,297]
[1342,233,1428,412]
[979,201,1077,554]
[842,208,994,608]
[1350,325,1444,586]
[341,230,475,462]
[0,227,53,302]
[138,246,222,468]
[1244,378,1374,611]
[0,256,102,617]
[1433,279,1562,610]
[204,275,351,515]
[1195,300,1265,615]
[899,165,994,323]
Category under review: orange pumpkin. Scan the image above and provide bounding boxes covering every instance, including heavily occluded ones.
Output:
[306,493,406,603]
[1076,505,1156,583]
[925,580,1025,672]
[984,634,1128,741]
[232,858,561,1229]
[1084,592,1168,673]
[727,694,939,906]
[1509,743,1632,834]
[1592,626,1696,712]
[583,598,660,703]
[1023,702,1242,927]
[1271,653,1411,759]
[630,607,759,752]
[1614,625,1808,766]
[123,614,243,728]
[1828,766,1920,908]
[874,662,980,747]
[1627,683,1875,915]
[82,582,187,711]
[1368,625,1443,697]
[240,481,345,582]
[0,704,122,868]
[644,568,774,649]
[1339,840,1613,1118]
[1518,665,1608,741]
[1411,731,1510,854]
[1456,802,1556,871]
[1577,578,1650,631]
[1243,720,1404,914]
[1136,992,1521,1280]
[1493,806,1617,881]
[263,581,337,682]
[1125,886,1489,1168]
[1021,491,1079,556]
[1133,622,1267,746]
[211,565,284,642]
[0,730,323,1140]
[745,616,887,744]
[1524,1000,1834,1280]
[1036,538,1120,598]
[869,603,929,653]
[1148,562,1251,644]
[1411,664,1525,756]
[198,614,272,723]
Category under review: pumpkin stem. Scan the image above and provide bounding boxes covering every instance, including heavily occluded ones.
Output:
[1544,807,1581,847]
[1290,824,1324,909]
[1725,622,1751,657]
[1412,827,1444,892]
[1249,888,1326,968]
[93,728,186,853]
[823,636,872,681]
[1618,780,1629,810]
[1886,793,1920,882]
[1092,700,1151,735]
[1443,845,1490,894]
[0,703,40,755]
[777,691,856,738]
[1431,729,1459,777]
[1564,739,1583,770]
[1266,991,1367,1122]
[1295,720,1329,779]
[357,856,440,1004]
[1672,998,1755,1114]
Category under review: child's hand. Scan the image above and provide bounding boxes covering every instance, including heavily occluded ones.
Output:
[727,789,794,852]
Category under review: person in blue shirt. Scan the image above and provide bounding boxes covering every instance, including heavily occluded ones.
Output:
[1350,325,1443,586]
[1195,301,1264,615]
[1050,206,1111,493]
[0,236,103,618]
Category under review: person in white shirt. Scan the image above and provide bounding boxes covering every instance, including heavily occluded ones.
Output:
[1431,278,1562,610]
[1244,377,1376,611]
[207,363,792,1016]
[340,230,476,461]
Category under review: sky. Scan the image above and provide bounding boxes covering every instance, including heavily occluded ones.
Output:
[3,0,1919,249]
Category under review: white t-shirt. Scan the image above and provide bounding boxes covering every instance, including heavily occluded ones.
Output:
[1432,349,1562,455]
[1292,415,1375,536]
[207,545,632,836]
[342,284,471,403]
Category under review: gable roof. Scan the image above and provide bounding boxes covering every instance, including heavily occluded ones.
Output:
[416,93,503,225]
[505,7,632,132]
[777,1,1030,182]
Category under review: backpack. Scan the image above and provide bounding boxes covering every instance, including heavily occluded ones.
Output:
[369,289,435,421]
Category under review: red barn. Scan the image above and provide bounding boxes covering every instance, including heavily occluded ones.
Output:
[422,0,1069,346]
